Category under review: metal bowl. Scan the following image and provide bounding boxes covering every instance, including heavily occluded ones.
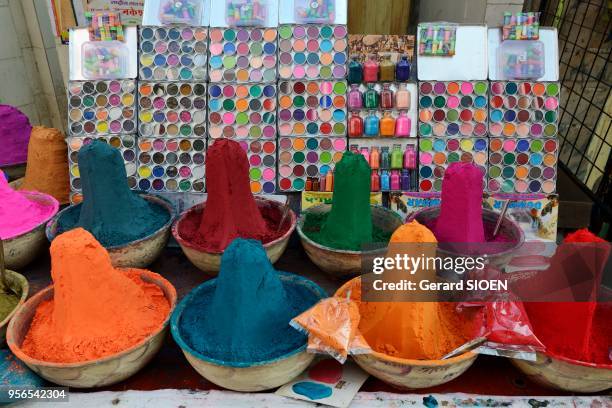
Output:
[512,352,612,393]
[46,194,175,268]
[297,204,403,279]
[6,269,177,388]
[172,197,296,275]
[171,272,326,392]
[3,192,59,269]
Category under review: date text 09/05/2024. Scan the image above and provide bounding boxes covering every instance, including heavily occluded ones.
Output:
[371,279,509,291]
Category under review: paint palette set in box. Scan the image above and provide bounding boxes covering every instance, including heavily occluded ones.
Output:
[136,138,206,193]
[348,139,418,192]
[68,135,139,203]
[137,82,207,138]
[208,83,277,139]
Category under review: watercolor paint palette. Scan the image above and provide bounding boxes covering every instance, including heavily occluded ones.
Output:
[278,136,346,191]
[238,140,277,194]
[137,138,206,193]
[138,82,207,138]
[68,135,138,203]
[277,24,348,80]
[488,138,557,194]
[419,137,488,192]
[278,80,347,137]
[139,26,208,81]
[68,80,137,136]
[489,81,559,138]
[209,27,278,83]
[208,83,276,139]
[418,81,489,138]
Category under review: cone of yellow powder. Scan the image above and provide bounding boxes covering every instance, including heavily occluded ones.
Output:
[18,127,70,204]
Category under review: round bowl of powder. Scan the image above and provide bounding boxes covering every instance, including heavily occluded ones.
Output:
[297,204,403,279]
[46,194,175,268]
[0,269,29,345]
[7,268,177,388]
[2,191,59,269]
[171,269,326,391]
[172,197,296,274]
[335,277,479,389]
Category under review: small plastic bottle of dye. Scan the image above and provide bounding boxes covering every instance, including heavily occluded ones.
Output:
[363,55,379,83]
[380,111,396,137]
[395,83,411,109]
[381,170,390,191]
[395,111,411,137]
[371,170,380,192]
[360,147,370,164]
[380,55,395,82]
[305,177,313,191]
[364,84,379,109]
[391,144,403,169]
[364,111,380,136]
[347,58,364,84]
[381,83,394,109]
[380,147,390,169]
[325,170,333,191]
[348,84,363,110]
[348,112,364,137]
[313,178,320,191]
[395,55,411,82]
[404,145,417,189]
[401,169,411,191]
[319,173,326,191]
[370,147,380,170]
[390,170,400,190]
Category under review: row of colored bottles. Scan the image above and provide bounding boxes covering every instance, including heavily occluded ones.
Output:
[348,55,411,84]
[304,170,334,192]
[350,144,418,191]
[348,83,411,110]
[349,111,412,137]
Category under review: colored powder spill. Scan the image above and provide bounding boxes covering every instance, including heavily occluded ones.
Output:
[348,222,481,360]
[178,139,284,252]
[435,162,485,243]
[20,228,170,363]
[179,239,321,363]
[0,170,57,239]
[524,229,611,365]
[56,141,169,247]
[292,381,333,400]
[308,359,343,384]
[302,151,384,251]
[18,127,70,204]
[0,293,19,322]
[0,105,31,167]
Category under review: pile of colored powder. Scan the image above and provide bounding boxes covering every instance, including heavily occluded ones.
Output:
[20,228,170,363]
[524,229,611,365]
[179,239,322,363]
[0,170,57,239]
[0,293,19,322]
[0,105,31,167]
[18,127,70,204]
[351,222,481,360]
[178,139,285,252]
[56,141,169,247]
[302,151,391,251]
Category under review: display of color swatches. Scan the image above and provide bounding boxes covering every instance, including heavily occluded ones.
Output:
[209,27,278,83]
[489,81,559,138]
[240,140,277,194]
[278,80,347,137]
[278,136,346,191]
[488,138,557,193]
[137,138,206,193]
[419,138,488,192]
[418,81,489,137]
[68,135,138,203]
[208,83,276,139]
[139,26,208,81]
[68,80,136,136]
[278,25,348,80]
[138,82,207,138]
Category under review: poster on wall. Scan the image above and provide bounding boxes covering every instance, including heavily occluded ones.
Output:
[74,0,145,26]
